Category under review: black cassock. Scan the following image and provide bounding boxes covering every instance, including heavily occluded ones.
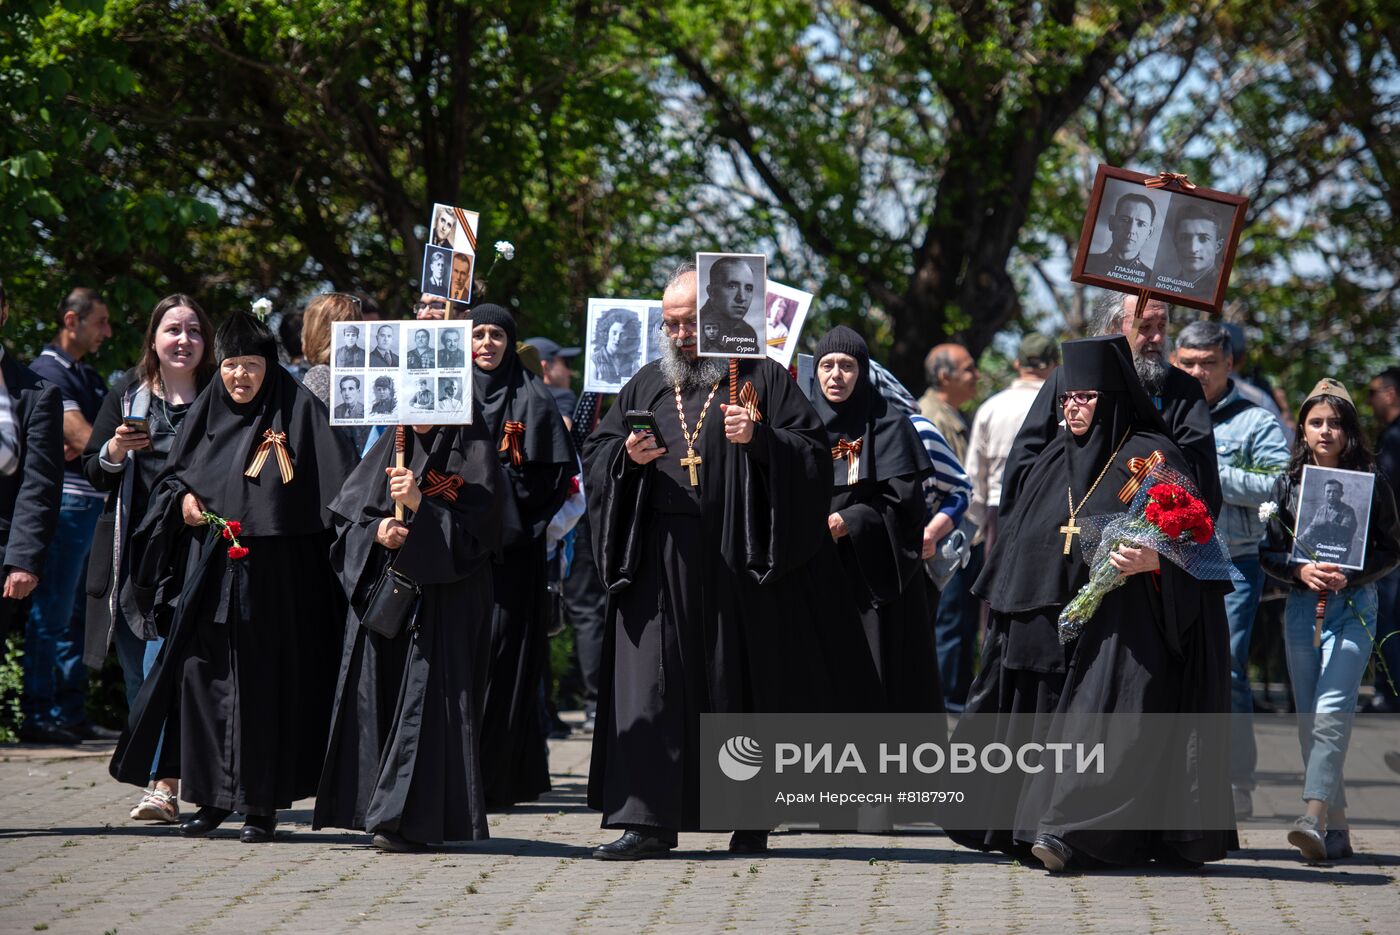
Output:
[583,356,878,833]
[313,424,505,844]
[470,305,577,807]
[110,358,356,815]
[947,336,1235,866]
[810,326,940,712]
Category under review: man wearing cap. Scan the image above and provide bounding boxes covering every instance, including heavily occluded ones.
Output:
[335,325,366,367]
[965,334,1059,551]
[524,336,582,428]
[1175,320,1290,819]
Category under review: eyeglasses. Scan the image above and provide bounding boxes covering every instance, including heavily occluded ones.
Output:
[660,318,697,335]
[321,291,362,309]
[1058,391,1100,407]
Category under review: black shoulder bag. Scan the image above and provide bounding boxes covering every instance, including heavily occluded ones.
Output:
[361,562,420,639]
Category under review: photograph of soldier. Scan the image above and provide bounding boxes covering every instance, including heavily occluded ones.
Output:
[369,324,399,368]
[1151,203,1230,300]
[422,245,452,298]
[335,324,366,367]
[1292,466,1374,571]
[450,252,475,305]
[438,328,466,368]
[407,328,435,369]
[1081,181,1168,287]
[369,375,397,416]
[334,375,365,420]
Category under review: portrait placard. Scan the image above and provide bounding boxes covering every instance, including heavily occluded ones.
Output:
[583,298,650,394]
[421,202,481,309]
[1290,465,1374,572]
[696,252,767,359]
[1071,165,1248,314]
[763,280,814,367]
[330,319,473,426]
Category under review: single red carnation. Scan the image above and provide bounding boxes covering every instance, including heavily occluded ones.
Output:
[228,545,250,560]
[226,520,242,537]
[221,526,233,540]
[569,476,581,496]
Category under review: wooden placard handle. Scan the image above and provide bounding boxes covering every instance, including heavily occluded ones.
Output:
[394,425,406,521]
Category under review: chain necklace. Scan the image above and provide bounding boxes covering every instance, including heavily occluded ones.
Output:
[673,380,722,487]
[1060,428,1131,556]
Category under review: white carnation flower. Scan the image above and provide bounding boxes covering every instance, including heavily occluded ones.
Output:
[1258,501,1279,522]
[494,240,515,261]
[251,296,273,320]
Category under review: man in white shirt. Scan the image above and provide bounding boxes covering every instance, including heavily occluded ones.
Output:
[964,333,1059,549]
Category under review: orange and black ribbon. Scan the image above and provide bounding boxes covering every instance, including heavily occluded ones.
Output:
[453,207,478,252]
[739,381,763,423]
[832,437,863,484]
[422,469,464,503]
[1118,450,1165,503]
[1144,171,1197,191]
[245,429,294,484]
[499,421,525,468]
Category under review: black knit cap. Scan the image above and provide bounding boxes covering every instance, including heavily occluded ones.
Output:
[470,303,517,347]
[214,310,279,364]
[814,325,870,371]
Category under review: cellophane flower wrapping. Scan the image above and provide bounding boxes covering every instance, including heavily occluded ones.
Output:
[1057,465,1243,644]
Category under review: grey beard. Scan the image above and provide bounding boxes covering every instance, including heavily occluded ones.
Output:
[1136,351,1167,396]
[660,339,726,392]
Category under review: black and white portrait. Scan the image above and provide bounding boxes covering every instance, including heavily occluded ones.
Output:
[1291,465,1375,571]
[430,204,457,249]
[369,323,399,368]
[334,323,366,368]
[369,375,398,418]
[449,252,475,306]
[408,376,436,413]
[583,299,648,394]
[437,377,465,412]
[334,374,364,420]
[1081,180,1169,288]
[695,252,767,358]
[645,303,666,366]
[422,245,453,298]
[1150,200,1233,301]
[406,328,435,370]
[437,328,466,368]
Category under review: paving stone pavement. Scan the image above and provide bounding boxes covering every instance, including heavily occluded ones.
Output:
[1,717,1397,935]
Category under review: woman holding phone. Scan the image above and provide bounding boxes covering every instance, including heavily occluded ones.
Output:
[81,293,215,824]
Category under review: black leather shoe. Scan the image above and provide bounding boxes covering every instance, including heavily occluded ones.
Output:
[180,806,232,837]
[1031,833,1073,872]
[592,830,675,861]
[18,724,81,745]
[729,830,769,854]
[372,830,427,853]
[240,813,277,843]
[69,722,122,741]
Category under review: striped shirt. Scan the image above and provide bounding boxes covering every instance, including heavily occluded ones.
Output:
[0,347,17,476]
[865,360,971,523]
[29,345,106,499]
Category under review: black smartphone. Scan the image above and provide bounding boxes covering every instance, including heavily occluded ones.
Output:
[623,409,666,451]
[121,416,150,434]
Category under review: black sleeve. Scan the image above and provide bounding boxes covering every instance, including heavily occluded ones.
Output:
[582,381,649,592]
[82,382,128,492]
[1260,474,1300,586]
[3,384,64,575]
[1164,373,1223,517]
[1347,475,1400,589]
[837,474,926,604]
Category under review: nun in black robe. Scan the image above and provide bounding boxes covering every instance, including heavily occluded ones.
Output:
[582,324,879,856]
[811,327,939,712]
[945,335,1235,869]
[109,311,356,842]
[313,422,506,850]
[469,305,577,807]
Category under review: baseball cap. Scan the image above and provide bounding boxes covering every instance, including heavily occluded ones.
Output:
[1018,333,1060,367]
[523,336,581,362]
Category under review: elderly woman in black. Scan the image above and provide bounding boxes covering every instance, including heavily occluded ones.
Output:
[110,311,356,843]
[469,304,576,806]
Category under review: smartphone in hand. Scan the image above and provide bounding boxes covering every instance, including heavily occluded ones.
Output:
[623,410,666,451]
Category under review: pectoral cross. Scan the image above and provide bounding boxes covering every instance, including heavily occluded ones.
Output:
[1059,519,1081,555]
[680,447,702,487]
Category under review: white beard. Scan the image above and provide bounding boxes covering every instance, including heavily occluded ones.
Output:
[660,337,726,392]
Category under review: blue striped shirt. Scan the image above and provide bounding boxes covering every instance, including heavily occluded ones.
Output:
[865,359,971,523]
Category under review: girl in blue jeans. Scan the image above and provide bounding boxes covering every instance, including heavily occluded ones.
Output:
[1262,379,1399,862]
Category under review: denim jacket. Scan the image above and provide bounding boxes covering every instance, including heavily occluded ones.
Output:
[1211,381,1291,559]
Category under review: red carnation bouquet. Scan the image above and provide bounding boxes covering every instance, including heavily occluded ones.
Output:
[1058,465,1239,644]
[201,511,249,561]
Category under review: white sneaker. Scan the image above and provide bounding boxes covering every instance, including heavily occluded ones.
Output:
[1287,815,1326,861]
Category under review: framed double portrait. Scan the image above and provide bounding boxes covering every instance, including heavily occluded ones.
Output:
[1071,165,1248,314]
